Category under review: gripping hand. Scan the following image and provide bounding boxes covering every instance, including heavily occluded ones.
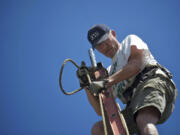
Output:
[88,80,108,95]
[76,61,95,87]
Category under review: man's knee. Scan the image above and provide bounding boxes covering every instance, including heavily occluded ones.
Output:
[91,121,104,135]
[136,106,160,135]
[143,123,159,135]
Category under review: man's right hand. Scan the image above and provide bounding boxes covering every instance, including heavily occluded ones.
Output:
[88,80,109,95]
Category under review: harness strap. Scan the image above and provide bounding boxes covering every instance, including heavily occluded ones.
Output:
[122,63,172,103]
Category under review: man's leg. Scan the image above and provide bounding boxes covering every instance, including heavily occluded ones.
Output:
[91,120,113,135]
[136,106,160,135]
[91,121,104,135]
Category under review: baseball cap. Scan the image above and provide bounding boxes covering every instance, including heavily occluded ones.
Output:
[87,24,110,49]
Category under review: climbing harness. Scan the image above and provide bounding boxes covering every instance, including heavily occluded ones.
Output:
[59,48,129,135]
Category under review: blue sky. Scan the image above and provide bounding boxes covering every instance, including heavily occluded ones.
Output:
[0,0,180,135]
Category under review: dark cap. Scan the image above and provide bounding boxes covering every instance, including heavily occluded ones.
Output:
[87,24,110,49]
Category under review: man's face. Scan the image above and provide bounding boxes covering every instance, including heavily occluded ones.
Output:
[95,34,119,58]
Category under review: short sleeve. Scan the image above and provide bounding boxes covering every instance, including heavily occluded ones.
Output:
[127,34,148,50]
[121,34,149,67]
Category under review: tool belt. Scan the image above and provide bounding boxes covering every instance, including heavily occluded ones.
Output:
[122,63,172,104]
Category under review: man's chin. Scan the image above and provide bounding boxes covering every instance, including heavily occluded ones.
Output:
[105,53,113,59]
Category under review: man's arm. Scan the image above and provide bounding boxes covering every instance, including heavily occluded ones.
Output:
[85,88,101,116]
[106,45,143,87]
[85,45,143,115]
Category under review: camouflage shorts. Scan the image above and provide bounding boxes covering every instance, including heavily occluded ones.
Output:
[121,76,178,134]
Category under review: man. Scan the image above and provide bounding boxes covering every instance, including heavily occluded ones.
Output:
[85,24,177,135]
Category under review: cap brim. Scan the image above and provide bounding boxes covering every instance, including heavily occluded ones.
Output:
[93,33,109,49]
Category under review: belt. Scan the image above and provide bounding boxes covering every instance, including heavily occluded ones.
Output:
[122,65,159,102]
[122,63,172,104]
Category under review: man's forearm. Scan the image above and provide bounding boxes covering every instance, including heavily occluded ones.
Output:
[107,60,141,87]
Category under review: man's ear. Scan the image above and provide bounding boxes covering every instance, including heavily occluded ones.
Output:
[111,30,116,38]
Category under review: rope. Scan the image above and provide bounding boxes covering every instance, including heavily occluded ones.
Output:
[59,58,108,135]
[59,59,83,95]
[99,94,108,135]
